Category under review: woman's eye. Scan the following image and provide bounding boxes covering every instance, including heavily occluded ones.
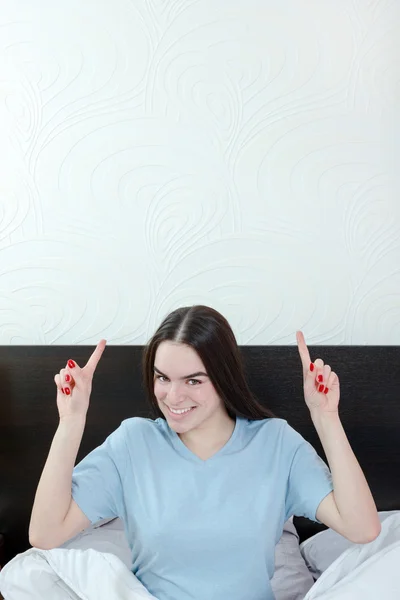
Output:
[156,375,168,383]
[188,379,201,385]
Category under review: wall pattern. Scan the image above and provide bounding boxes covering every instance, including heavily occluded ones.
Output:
[0,0,399,345]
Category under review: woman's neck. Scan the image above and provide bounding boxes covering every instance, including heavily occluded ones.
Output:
[179,411,236,461]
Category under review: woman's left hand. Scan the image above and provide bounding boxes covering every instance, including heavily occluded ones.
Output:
[296,331,340,414]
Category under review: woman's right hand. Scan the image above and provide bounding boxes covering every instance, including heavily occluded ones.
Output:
[54,339,107,421]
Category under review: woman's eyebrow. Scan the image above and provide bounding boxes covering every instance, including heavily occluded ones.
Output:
[153,366,208,379]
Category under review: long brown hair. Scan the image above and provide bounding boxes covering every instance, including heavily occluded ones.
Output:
[142,305,275,420]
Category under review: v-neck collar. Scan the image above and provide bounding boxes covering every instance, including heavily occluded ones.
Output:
[163,416,242,465]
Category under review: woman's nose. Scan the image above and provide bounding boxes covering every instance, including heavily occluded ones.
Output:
[167,382,185,404]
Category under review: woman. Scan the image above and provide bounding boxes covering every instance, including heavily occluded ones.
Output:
[29,305,380,600]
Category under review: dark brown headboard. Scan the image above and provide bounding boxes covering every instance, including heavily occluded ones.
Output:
[0,345,399,564]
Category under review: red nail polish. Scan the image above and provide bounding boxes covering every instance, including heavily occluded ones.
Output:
[68,360,75,369]
[324,386,329,394]
[61,388,65,394]
[65,387,71,395]
[318,384,325,393]
[318,374,323,382]
[310,363,314,372]
[65,374,71,382]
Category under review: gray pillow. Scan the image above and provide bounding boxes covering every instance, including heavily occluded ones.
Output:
[271,518,315,600]
[60,517,132,568]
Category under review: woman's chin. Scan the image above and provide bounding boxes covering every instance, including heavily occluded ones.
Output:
[159,403,198,433]
[166,412,200,435]
[166,416,194,434]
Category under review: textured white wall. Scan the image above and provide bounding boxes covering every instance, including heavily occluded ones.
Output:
[0,1,399,345]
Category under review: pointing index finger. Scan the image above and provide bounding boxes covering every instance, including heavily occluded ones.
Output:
[296,330,311,372]
[85,339,107,373]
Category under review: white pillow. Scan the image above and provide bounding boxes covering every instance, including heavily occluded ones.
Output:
[300,510,400,580]
[61,518,313,600]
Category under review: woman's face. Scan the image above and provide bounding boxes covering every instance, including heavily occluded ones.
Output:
[153,341,227,435]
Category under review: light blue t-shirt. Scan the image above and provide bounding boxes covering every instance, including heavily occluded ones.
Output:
[72,417,333,600]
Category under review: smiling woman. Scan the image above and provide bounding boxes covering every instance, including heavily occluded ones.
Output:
[27,304,379,600]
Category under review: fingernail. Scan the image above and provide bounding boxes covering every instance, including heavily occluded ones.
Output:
[68,360,75,369]
[318,384,325,393]
[318,374,323,382]
[64,387,71,395]
[324,387,329,394]
[65,374,71,382]
[310,363,314,372]
[61,388,65,394]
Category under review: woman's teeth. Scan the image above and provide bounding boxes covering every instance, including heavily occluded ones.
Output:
[168,406,195,415]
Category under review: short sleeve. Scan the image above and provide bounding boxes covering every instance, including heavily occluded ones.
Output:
[284,424,333,523]
[72,421,127,524]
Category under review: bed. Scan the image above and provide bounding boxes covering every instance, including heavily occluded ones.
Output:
[0,344,399,596]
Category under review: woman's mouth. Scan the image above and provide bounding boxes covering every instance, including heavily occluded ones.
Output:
[164,403,197,419]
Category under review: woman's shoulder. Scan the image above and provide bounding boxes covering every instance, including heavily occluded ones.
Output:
[242,416,288,434]
[241,417,303,447]
[119,416,165,437]
[104,417,167,455]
